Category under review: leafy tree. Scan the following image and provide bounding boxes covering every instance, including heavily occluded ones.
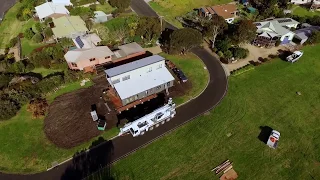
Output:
[136,17,162,42]
[169,28,202,54]
[44,17,53,25]
[306,31,320,44]
[27,98,49,118]
[30,51,51,68]
[233,20,257,44]
[231,47,249,59]
[0,99,20,121]
[215,38,231,52]
[24,29,35,40]
[32,33,44,43]
[7,61,26,73]
[36,75,64,93]
[98,0,105,5]
[34,22,43,33]
[109,0,131,10]
[0,74,13,88]
[25,62,35,72]
[8,37,18,48]
[223,50,233,60]
[58,37,74,49]
[85,19,94,30]
[203,16,228,48]
[44,27,53,38]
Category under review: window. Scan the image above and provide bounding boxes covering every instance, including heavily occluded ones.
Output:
[71,63,77,67]
[112,78,120,84]
[167,82,171,87]
[105,56,110,59]
[145,90,148,95]
[147,67,152,72]
[157,64,163,69]
[156,85,162,90]
[90,58,96,62]
[122,75,130,81]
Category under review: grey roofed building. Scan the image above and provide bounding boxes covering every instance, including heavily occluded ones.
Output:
[118,42,145,56]
[105,55,165,77]
[294,26,320,44]
[93,11,113,23]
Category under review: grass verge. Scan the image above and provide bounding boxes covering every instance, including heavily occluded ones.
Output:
[160,53,209,105]
[149,0,232,27]
[292,5,320,17]
[111,45,320,179]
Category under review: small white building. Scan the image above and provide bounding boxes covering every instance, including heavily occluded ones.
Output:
[35,2,69,22]
[50,0,73,6]
[105,55,175,106]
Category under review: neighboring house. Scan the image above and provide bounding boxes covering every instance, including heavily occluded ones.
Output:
[52,16,88,39]
[93,11,113,23]
[293,25,320,44]
[50,0,73,6]
[112,42,146,62]
[291,0,320,10]
[72,33,101,49]
[105,55,174,106]
[199,4,238,23]
[35,2,69,22]
[253,18,299,47]
[64,46,114,72]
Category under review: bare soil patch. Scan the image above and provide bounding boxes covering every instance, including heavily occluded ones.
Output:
[44,76,118,149]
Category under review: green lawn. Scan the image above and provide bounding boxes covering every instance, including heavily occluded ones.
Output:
[161,53,209,105]
[149,0,232,27]
[0,80,119,173]
[31,67,63,78]
[106,45,320,179]
[0,3,37,48]
[21,39,43,57]
[96,3,115,14]
[292,5,320,17]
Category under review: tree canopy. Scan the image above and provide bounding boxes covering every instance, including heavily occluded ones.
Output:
[169,28,202,54]
[109,0,131,10]
[136,17,162,42]
[232,20,257,44]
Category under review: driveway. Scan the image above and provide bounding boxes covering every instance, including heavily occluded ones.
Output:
[0,0,228,179]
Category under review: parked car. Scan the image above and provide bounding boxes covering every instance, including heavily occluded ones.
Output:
[172,68,188,83]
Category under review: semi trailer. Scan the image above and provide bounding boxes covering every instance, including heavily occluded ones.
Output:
[118,98,176,137]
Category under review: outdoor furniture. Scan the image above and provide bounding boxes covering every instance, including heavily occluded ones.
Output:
[97,119,106,131]
[90,110,98,121]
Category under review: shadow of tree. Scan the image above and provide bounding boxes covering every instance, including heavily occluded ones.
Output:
[61,137,115,180]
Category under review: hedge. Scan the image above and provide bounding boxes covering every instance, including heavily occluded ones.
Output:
[231,64,255,76]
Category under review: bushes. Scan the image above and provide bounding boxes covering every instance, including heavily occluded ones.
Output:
[306,31,320,45]
[231,47,249,59]
[8,37,18,48]
[24,29,35,40]
[231,64,255,76]
[71,0,96,6]
[0,99,20,121]
[27,98,49,118]
[32,33,44,43]
[44,27,53,38]
[36,75,64,93]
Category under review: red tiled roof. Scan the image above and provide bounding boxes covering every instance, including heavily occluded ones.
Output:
[210,4,237,19]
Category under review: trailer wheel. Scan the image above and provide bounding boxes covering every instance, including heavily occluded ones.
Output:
[141,131,145,135]
[156,124,160,127]
[166,118,171,122]
[161,121,165,124]
[149,126,154,130]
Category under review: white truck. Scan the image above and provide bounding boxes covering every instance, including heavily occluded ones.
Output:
[118,98,176,137]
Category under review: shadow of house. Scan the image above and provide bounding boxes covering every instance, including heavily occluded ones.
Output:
[159,28,175,53]
[61,138,115,180]
[258,126,273,144]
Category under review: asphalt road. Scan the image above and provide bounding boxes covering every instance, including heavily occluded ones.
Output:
[0,0,17,20]
[0,0,228,179]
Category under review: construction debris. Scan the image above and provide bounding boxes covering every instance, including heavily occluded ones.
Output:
[212,160,238,180]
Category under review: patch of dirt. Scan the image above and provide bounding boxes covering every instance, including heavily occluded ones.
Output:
[169,79,192,98]
[44,76,118,149]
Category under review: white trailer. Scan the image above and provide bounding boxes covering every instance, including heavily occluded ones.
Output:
[118,98,176,137]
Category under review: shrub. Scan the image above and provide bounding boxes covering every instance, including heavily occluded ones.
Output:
[223,50,233,60]
[27,98,49,118]
[98,0,105,5]
[36,75,64,93]
[8,37,18,48]
[0,74,13,88]
[44,27,53,38]
[275,40,281,47]
[0,99,20,121]
[232,47,249,59]
[231,64,255,76]
[215,38,231,52]
[32,33,44,43]
[217,51,224,58]
[306,31,320,45]
[24,29,35,40]
[109,0,131,9]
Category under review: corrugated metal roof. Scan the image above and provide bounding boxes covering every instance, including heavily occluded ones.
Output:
[114,67,174,100]
[105,55,165,77]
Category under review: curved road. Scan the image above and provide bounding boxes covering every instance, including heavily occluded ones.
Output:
[0,0,228,179]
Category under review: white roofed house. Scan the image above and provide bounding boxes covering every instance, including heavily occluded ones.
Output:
[105,55,175,106]
[253,18,299,48]
[35,2,69,22]
[51,0,73,6]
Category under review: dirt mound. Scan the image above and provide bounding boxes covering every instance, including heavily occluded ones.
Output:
[44,77,118,149]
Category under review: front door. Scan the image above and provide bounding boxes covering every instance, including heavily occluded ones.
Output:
[281,36,290,44]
